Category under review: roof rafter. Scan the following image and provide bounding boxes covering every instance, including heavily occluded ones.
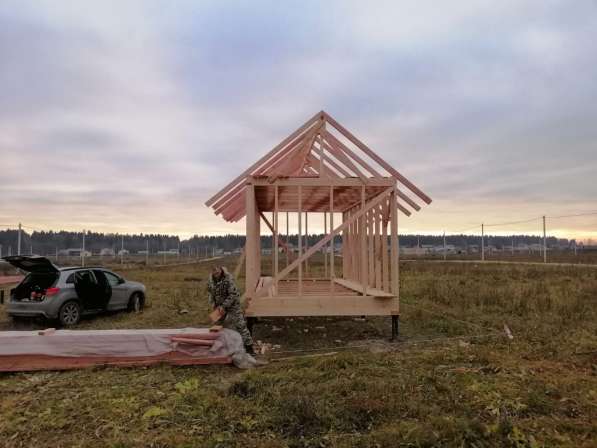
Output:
[205,110,431,222]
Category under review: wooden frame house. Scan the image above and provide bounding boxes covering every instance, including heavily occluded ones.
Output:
[205,111,431,338]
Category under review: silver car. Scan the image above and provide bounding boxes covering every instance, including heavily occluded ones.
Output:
[2,256,146,326]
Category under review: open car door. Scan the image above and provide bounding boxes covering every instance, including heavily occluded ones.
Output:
[74,270,111,311]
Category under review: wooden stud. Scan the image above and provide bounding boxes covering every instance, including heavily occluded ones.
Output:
[368,210,375,288]
[381,202,389,292]
[375,207,382,290]
[272,187,392,284]
[360,185,368,295]
[390,186,399,298]
[259,211,293,257]
[330,185,335,297]
[298,185,302,297]
[341,211,349,280]
[274,185,279,294]
[323,211,328,278]
[245,182,261,298]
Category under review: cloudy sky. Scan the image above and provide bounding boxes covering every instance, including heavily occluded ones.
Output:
[1,0,596,240]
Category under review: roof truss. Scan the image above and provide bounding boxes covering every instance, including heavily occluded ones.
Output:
[206,111,431,222]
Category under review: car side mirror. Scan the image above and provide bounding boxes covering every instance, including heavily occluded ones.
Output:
[118,277,126,284]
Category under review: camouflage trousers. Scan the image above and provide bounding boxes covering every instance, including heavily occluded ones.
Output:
[217,305,253,347]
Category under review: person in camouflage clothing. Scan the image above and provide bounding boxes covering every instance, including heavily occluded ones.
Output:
[207,266,255,355]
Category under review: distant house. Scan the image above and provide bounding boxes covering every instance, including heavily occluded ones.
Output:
[157,250,175,255]
[60,248,92,257]
[118,249,130,256]
[100,248,115,256]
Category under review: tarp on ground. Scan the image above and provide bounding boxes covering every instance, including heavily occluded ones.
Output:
[0,328,256,370]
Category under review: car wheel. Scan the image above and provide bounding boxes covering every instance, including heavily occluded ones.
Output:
[128,293,143,313]
[59,301,81,326]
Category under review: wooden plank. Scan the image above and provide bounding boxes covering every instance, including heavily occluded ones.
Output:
[396,200,412,216]
[381,203,389,292]
[317,133,326,178]
[245,183,260,298]
[272,187,393,283]
[250,177,393,187]
[323,137,369,183]
[390,187,399,298]
[314,148,353,177]
[375,208,382,289]
[368,210,375,288]
[293,122,324,176]
[324,130,383,178]
[333,278,394,298]
[286,211,289,267]
[245,295,397,317]
[330,185,335,297]
[259,211,292,257]
[323,211,328,277]
[305,211,309,275]
[323,111,432,204]
[341,211,348,280]
[274,185,279,294]
[351,208,358,281]
[397,190,421,211]
[360,185,368,295]
[298,185,302,297]
[205,111,322,207]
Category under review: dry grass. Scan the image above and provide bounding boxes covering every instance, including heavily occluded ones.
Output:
[0,257,596,447]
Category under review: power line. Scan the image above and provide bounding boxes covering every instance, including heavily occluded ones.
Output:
[484,217,541,227]
[448,224,481,234]
[546,211,597,219]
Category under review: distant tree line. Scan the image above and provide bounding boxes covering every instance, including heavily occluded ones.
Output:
[0,229,582,257]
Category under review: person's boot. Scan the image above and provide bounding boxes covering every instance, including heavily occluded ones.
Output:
[244,344,256,356]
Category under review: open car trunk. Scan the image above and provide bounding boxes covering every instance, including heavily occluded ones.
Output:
[2,256,60,302]
[12,272,59,301]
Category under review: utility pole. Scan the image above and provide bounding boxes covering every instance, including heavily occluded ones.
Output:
[146,240,149,266]
[55,247,58,261]
[543,215,547,263]
[178,240,181,260]
[17,222,22,255]
[121,235,124,265]
[511,236,514,256]
[481,224,485,261]
[443,231,446,261]
[82,230,86,267]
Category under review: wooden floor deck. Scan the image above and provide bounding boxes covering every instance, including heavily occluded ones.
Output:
[246,278,398,317]
[276,279,358,297]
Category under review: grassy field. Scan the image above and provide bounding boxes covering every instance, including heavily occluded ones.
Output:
[0,257,595,447]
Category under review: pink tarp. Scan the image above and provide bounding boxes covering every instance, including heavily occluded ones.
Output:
[0,328,254,371]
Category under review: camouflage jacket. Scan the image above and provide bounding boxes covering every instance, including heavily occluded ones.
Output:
[207,271,241,311]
